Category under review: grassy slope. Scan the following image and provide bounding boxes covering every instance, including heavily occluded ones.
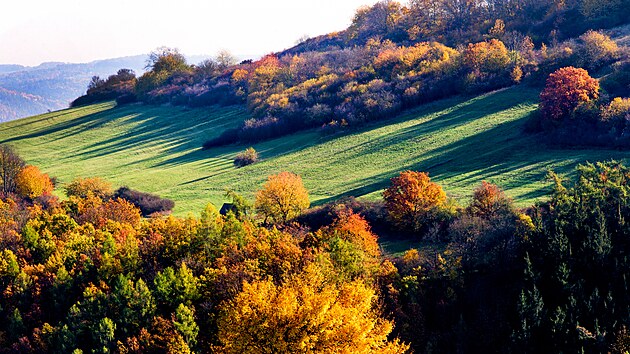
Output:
[1,87,628,217]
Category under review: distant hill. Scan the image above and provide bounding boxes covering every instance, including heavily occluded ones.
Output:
[0,64,26,75]
[0,56,148,122]
[0,54,245,122]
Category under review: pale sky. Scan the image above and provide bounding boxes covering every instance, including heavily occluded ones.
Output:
[0,0,379,66]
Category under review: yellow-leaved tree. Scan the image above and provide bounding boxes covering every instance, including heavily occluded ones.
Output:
[216,263,409,353]
[15,165,53,199]
[255,171,309,223]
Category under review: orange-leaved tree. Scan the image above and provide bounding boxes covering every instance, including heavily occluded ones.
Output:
[216,263,409,353]
[539,66,599,122]
[255,171,309,223]
[15,165,53,199]
[383,171,446,232]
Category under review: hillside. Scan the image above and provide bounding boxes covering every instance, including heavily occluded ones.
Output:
[1,86,628,215]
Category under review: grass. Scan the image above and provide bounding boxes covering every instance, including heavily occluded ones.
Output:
[1,87,629,217]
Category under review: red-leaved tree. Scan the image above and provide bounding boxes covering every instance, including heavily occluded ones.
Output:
[539,67,599,122]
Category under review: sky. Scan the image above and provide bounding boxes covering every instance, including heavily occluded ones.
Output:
[0,0,380,66]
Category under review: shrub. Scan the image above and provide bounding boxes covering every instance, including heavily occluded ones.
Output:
[65,177,113,199]
[539,67,599,122]
[114,187,175,217]
[601,97,630,123]
[233,147,259,167]
[576,30,619,69]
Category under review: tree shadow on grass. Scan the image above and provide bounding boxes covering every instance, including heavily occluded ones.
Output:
[313,108,630,207]
[0,103,119,145]
[159,87,536,172]
[65,105,247,162]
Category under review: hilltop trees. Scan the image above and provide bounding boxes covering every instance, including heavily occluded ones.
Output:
[136,47,191,100]
[145,47,189,73]
[71,69,137,107]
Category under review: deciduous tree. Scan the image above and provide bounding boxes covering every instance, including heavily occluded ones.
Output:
[255,172,310,223]
[65,177,113,199]
[383,171,446,232]
[216,264,409,353]
[15,165,53,199]
[539,67,599,122]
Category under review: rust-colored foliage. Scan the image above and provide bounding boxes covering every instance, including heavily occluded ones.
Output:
[467,181,513,218]
[255,171,310,223]
[539,66,599,122]
[76,196,142,229]
[330,209,381,258]
[383,171,446,231]
[15,165,53,199]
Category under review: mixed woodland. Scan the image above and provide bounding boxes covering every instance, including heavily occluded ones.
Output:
[1,0,630,352]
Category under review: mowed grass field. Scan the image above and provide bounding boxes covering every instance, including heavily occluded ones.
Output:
[1,87,629,216]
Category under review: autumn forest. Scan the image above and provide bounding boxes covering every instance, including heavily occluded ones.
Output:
[1,0,630,353]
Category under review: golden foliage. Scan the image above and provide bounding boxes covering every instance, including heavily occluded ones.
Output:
[578,30,619,64]
[16,165,53,199]
[75,195,142,229]
[65,177,113,199]
[374,42,457,78]
[601,97,630,122]
[216,264,409,354]
[463,39,511,73]
[255,172,310,223]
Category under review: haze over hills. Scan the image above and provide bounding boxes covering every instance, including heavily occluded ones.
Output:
[0,56,146,122]
[0,54,235,122]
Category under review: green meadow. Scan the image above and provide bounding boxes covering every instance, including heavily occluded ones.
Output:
[1,87,628,216]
